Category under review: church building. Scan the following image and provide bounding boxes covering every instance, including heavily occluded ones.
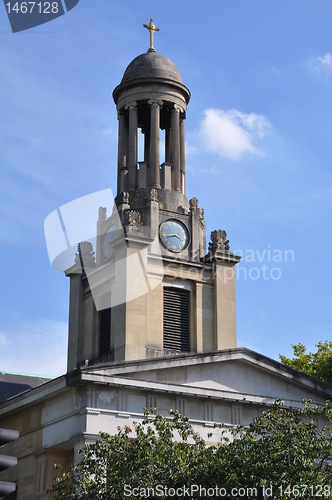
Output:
[1,21,332,499]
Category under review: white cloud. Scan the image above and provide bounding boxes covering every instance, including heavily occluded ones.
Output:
[318,53,332,68]
[307,53,332,73]
[0,319,67,376]
[198,108,272,160]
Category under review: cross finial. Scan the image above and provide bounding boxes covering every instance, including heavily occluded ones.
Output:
[143,18,159,51]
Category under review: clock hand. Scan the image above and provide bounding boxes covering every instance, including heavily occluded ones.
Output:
[166,233,183,241]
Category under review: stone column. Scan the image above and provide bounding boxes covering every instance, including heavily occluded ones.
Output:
[117,111,127,194]
[126,102,138,190]
[180,116,185,194]
[171,105,181,191]
[165,127,172,163]
[148,99,162,188]
[144,127,150,186]
[144,128,150,166]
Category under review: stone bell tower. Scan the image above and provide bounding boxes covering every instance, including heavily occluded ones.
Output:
[66,20,241,372]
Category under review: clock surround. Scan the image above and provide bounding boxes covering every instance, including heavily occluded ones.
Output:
[159,218,190,253]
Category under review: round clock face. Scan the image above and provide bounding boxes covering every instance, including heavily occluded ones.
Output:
[103,225,117,259]
[159,219,189,253]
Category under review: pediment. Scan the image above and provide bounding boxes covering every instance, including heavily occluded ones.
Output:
[85,348,332,405]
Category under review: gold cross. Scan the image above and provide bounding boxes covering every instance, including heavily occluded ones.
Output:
[143,18,160,50]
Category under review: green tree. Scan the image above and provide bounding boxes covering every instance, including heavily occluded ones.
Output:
[280,341,332,383]
[48,401,332,499]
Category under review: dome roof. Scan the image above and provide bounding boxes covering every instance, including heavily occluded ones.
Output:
[121,49,183,84]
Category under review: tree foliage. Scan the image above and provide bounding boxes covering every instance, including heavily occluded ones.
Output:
[48,401,332,499]
[280,341,332,383]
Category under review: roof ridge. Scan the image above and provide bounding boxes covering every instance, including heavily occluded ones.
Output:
[0,371,55,379]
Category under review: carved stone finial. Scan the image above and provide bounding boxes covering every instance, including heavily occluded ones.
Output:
[125,210,143,232]
[75,241,96,270]
[98,206,107,220]
[150,188,158,202]
[122,191,130,206]
[199,208,204,221]
[189,197,198,211]
[209,230,230,253]
[128,210,141,225]
[143,18,159,50]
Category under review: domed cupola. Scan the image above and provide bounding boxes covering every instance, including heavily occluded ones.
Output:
[120,51,184,86]
[112,19,190,203]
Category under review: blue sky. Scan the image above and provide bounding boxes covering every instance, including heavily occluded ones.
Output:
[0,0,332,376]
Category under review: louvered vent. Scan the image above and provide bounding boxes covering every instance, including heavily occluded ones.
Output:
[99,294,111,356]
[163,287,190,352]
